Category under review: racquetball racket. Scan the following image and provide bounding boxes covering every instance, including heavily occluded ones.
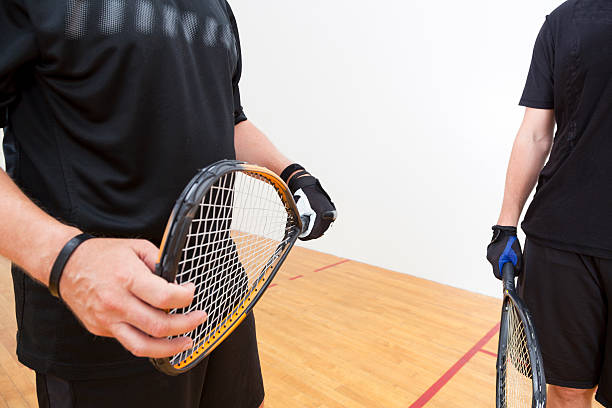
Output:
[150,160,336,375]
[496,262,546,408]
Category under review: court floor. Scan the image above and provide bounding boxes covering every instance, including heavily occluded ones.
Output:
[0,250,603,407]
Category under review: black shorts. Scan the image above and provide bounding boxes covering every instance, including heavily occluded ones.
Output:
[519,239,612,406]
[36,313,264,408]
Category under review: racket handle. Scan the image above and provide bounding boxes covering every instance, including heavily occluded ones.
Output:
[502,262,516,291]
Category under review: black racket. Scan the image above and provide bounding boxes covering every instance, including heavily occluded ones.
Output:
[496,262,546,407]
[150,160,335,375]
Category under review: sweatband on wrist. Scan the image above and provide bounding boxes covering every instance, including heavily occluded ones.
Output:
[49,233,95,299]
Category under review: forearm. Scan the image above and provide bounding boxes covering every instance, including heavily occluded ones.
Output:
[0,170,79,285]
[497,114,554,226]
[234,120,292,175]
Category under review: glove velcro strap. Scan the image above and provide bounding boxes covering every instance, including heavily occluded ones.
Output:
[491,225,517,243]
[280,163,305,183]
[288,174,318,194]
[492,225,517,234]
[281,163,335,210]
[289,169,310,180]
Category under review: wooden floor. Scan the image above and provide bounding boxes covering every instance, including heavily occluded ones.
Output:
[0,257,37,408]
[0,250,603,407]
[256,248,501,408]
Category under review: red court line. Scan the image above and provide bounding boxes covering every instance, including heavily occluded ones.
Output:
[409,322,501,408]
[269,259,350,288]
[313,259,350,272]
[478,349,497,358]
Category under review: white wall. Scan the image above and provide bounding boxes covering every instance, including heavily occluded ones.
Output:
[232,0,561,298]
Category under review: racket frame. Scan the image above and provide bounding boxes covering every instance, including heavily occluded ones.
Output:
[496,263,547,408]
[150,160,302,375]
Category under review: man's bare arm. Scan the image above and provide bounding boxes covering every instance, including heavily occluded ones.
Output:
[0,169,206,358]
[234,120,292,175]
[234,119,337,240]
[497,108,555,227]
[0,170,80,282]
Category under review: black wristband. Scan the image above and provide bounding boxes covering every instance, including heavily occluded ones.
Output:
[280,163,305,183]
[49,233,95,299]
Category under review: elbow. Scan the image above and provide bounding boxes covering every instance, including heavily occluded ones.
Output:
[514,130,553,159]
[531,131,553,153]
[519,108,555,153]
[517,126,553,153]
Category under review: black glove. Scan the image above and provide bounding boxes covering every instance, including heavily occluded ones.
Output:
[280,164,337,241]
[486,225,523,280]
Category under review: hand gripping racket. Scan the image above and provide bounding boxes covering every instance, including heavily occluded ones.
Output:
[150,160,335,375]
[496,262,546,408]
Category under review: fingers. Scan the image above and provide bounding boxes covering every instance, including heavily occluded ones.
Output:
[322,210,337,221]
[129,239,159,272]
[128,239,197,309]
[128,264,196,310]
[294,177,336,241]
[59,237,207,360]
[124,297,207,338]
[112,322,194,358]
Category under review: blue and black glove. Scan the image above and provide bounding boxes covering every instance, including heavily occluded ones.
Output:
[280,164,337,241]
[486,225,523,280]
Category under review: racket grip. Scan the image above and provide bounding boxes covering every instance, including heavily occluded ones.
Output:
[502,262,516,290]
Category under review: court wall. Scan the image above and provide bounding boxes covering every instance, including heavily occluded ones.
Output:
[0,2,561,298]
[232,0,560,298]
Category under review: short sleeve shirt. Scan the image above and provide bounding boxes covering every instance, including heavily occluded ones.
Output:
[520,0,612,258]
[1,0,246,378]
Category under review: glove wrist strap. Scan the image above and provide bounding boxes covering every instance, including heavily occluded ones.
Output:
[280,163,305,183]
[492,225,517,234]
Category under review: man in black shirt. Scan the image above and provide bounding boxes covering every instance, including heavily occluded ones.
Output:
[487,1,612,407]
[0,0,335,407]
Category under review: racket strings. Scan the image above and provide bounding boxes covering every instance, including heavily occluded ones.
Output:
[169,171,297,366]
[501,302,533,407]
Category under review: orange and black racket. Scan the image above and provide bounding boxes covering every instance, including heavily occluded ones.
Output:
[150,160,325,375]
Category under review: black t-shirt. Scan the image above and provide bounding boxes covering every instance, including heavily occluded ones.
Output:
[1,0,246,378]
[520,0,612,258]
